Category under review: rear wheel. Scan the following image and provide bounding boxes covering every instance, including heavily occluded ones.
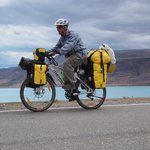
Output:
[76,85,106,109]
[20,78,56,112]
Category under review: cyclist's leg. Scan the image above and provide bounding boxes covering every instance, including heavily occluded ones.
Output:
[63,53,85,91]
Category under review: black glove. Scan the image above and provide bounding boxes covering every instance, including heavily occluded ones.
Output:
[47,50,60,57]
[53,49,60,55]
[46,51,56,57]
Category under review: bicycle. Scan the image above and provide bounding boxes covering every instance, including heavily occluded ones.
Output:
[20,54,106,112]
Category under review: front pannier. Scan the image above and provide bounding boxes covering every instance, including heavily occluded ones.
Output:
[86,49,110,89]
[33,64,47,85]
[19,48,47,87]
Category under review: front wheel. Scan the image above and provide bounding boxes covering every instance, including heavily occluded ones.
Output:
[20,77,56,112]
[76,85,106,109]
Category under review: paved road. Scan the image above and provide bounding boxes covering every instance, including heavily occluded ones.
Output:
[0,103,150,150]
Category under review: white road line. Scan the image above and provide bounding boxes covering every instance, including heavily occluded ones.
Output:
[0,103,150,113]
[102,103,150,107]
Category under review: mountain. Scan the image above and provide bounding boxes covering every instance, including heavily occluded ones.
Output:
[107,49,150,86]
[0,67,26,88]
[0,49,150,87]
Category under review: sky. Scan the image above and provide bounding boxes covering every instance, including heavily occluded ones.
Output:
[0,0,150,68]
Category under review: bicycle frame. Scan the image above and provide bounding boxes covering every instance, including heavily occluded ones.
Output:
[46,55,92,92]
[47,66,64,87]
[46,56,65,87]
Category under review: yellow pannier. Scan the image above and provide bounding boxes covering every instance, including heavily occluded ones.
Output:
[87,49,110,64]
[33,48,46,63]
[92,63,108,88]
[33,64,47,85]
[86,49,111,89]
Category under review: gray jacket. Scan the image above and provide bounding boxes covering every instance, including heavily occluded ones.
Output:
[52,30,86,57]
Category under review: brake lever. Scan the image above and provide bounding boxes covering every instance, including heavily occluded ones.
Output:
[47,55,58,66]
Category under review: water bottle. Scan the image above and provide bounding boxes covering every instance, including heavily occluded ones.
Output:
[60,71,65,83]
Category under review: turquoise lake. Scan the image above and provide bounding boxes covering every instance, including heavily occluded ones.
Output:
[0,86,150,103]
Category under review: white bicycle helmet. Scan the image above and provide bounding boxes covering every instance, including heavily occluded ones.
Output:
[55,18,69,26]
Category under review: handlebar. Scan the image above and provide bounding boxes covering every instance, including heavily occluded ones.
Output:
[46,53,58,66]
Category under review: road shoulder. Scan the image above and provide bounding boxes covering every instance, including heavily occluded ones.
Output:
[0,98,150,111]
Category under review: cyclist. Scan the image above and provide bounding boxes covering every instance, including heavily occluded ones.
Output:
[48,18,87,100]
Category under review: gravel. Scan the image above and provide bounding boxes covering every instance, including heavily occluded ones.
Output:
[0,98,150,111]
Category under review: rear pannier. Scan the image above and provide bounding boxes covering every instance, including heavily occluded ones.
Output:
[86,49,110,89]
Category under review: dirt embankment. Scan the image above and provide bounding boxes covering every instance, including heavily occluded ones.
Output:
[0,98,150,111]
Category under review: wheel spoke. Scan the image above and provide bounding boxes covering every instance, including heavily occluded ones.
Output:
[76,86,106,109]
[26,97,31,105]
[20,78,56,112]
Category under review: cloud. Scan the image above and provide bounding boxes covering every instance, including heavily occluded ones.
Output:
[0,51,33,68]
[107,0,150,32]
[0,24,58,50]
[0,0,150,67]
[0,0,12,7]
[0,24,59,67]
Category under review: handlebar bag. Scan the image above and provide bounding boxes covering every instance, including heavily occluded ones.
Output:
[33,48,46,63]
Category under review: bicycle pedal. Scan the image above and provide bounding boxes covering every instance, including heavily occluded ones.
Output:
[69,95,78,102]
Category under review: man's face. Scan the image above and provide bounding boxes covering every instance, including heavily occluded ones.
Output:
[56,26,67,36]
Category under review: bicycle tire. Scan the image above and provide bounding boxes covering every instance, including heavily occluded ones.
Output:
[76,86,106,109]
[20,77,56,112]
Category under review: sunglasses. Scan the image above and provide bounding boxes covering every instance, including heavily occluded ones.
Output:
[56,26,63,29]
